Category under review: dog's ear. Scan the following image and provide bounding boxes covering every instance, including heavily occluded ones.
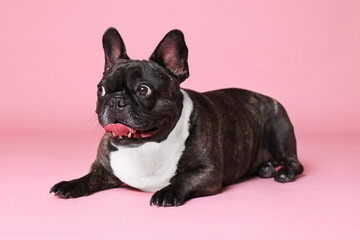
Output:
[150,30,189,83]
[102,27,129,72]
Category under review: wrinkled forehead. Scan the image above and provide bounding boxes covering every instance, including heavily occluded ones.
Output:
[111,59,153,77]
[101,59,158,87]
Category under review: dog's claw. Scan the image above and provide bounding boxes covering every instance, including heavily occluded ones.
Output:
[150,187,185,207]
[274,167,295,183]
[50,179,92,199]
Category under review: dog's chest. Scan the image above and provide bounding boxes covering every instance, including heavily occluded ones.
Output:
[109,90,193,192]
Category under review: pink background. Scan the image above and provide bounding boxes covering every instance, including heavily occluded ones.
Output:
[1,0,359,239]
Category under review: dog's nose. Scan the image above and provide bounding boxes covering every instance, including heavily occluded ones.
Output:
[110,96,127,110]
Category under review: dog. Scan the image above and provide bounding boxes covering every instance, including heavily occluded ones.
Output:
[50,27,304,207]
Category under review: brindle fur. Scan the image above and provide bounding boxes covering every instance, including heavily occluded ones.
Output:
[50,28,303,206]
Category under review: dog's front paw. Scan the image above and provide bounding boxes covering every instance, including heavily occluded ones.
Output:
[50,179,90,199]
[150,186,186,207]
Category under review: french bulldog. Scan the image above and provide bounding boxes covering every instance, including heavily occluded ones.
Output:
[50,27,304,207]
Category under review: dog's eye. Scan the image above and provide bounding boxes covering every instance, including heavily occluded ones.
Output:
[97,86,106,97]
[137,85,152,96]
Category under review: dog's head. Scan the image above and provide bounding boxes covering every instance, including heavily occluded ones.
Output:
[96,27,189,146]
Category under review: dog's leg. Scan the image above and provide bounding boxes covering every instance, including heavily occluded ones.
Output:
[50,161,122,198]
[266,112,304,183]
[150,167,222,207]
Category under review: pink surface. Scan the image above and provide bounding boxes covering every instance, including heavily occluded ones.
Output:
[1,0,360,239]
[1,135,359,239]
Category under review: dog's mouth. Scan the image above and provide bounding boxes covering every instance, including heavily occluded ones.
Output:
[104,122,163,141]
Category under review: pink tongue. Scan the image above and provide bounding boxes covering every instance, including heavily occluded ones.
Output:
[104,123,135,137]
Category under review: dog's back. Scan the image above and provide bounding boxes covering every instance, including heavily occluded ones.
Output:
[184,88,302,185]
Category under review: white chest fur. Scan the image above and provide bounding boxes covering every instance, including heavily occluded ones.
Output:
[109,90,193,192]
